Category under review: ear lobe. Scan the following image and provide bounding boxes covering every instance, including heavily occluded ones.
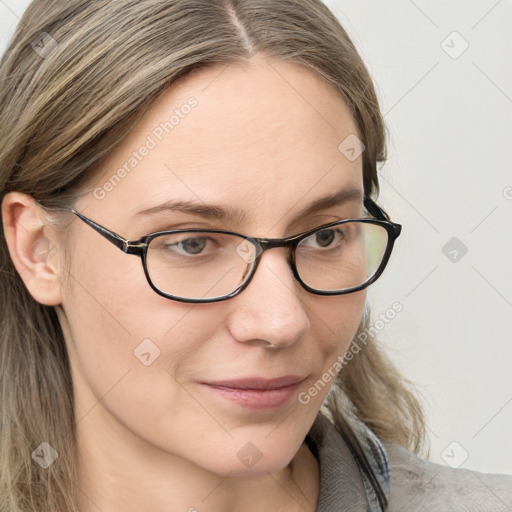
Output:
[2,192,64,306]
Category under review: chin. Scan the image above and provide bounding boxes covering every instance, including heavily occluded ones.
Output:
[205,435,303,479]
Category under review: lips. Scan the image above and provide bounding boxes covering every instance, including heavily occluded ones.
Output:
[200,375,307,409]
[203,375,306,390]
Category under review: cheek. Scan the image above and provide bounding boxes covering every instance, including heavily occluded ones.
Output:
[61,259,242,474]
[297,291,366,407]
[312,290,366,359]
[60,241,206,414]
[60,257,224,462]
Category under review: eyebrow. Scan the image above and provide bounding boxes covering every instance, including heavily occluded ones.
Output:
[135,186,363,224]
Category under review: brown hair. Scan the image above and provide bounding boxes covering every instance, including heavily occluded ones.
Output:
[0,1,425,510]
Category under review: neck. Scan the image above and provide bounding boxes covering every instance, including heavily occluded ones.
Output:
[75,408,319,512]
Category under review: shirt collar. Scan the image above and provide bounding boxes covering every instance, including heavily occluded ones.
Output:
[305,412,390,512]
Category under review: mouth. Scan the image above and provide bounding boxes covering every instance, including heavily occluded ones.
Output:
[199,375,307,410]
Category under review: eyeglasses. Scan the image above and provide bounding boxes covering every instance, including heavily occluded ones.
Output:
[69,197,401,303]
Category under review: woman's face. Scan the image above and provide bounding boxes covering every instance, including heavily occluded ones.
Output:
[59,54,367,477]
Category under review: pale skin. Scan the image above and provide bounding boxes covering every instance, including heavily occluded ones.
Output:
[3,54,367,512]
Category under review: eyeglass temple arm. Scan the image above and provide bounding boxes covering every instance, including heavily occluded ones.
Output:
[364,196,391,221]
[70,208,144,254]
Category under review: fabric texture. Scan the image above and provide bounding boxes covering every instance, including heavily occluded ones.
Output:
[305,412,512,512]
[385,443,512,512]
[305,412,389,511]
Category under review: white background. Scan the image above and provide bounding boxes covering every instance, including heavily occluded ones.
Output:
[323,0,512,476]
[1,0,511,475]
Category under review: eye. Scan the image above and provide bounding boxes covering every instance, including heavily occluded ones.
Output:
[301,227,346,250]
[314,229,338,247]
[152,234,220,257]
[170,236,208,255]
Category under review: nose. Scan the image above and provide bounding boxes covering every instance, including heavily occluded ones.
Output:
[226,247,311,348]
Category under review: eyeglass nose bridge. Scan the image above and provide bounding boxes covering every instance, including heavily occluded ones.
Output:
[237,226,309,264]
[246,233,301,253]
[235,233,306,292]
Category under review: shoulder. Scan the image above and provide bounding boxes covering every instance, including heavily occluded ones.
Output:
[383,442,512,512]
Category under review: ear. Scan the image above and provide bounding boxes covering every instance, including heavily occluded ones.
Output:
[2,192,64,306]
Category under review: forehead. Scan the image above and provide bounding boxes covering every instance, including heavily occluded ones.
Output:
[86,54,364,233]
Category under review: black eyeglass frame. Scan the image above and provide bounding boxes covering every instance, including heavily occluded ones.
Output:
[69,197,401,303]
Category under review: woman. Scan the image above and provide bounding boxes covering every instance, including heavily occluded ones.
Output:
[0,1,510,511]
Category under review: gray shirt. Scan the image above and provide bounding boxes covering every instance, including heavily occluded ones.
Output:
[305,412,512,511]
